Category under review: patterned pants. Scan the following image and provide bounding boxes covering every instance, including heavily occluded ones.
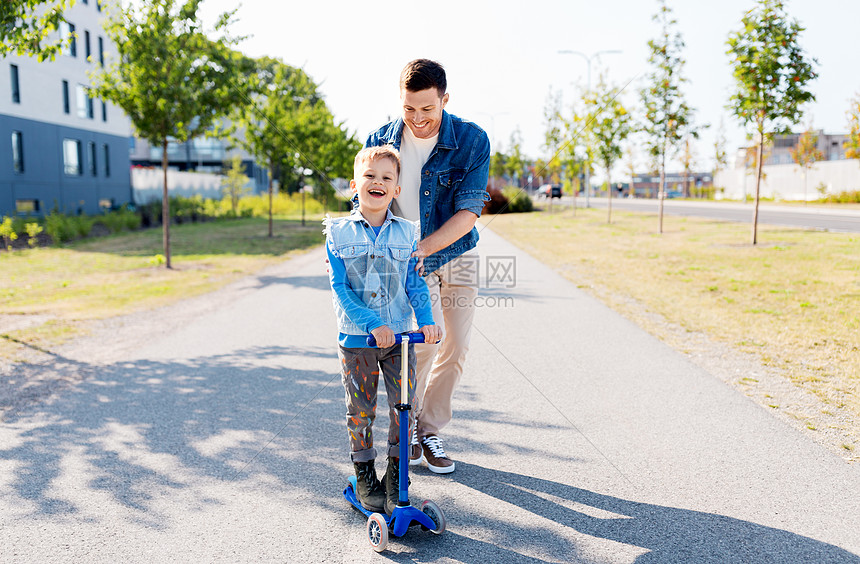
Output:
[339,344,416,462]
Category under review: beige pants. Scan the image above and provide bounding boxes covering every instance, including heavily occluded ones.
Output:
[414,255,479,437]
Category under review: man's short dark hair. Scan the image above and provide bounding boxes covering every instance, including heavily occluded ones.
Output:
[399,59,447,97]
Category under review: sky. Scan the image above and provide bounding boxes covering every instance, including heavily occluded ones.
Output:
[197,0,860,177]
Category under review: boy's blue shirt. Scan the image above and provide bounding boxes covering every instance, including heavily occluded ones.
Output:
[365,110,491,273]
[325,210,434,348]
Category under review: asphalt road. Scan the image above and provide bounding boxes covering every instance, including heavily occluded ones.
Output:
[1,228,859,562]
[549,196,860,233]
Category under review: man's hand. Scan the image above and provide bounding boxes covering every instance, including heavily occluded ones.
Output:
[370,325,396,348]
[411,241,429,276]
[418,324,442,345]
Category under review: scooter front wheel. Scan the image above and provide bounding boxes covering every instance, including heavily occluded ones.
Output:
[367,513,389,552]
[420,500,446,534]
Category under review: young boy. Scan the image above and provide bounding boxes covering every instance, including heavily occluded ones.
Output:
[324,146,441,515]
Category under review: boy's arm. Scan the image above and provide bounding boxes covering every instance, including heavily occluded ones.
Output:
[327,240,385,334]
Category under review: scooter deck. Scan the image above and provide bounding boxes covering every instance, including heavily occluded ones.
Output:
[344,477,436,537]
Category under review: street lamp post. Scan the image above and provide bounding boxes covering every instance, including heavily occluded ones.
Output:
[557,49,622,209]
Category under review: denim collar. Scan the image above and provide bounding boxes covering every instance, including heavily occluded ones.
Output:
[378,110,458,152]
[347,208,397,228]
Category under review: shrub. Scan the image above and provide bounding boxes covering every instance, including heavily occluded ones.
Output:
[0,216,18,250]
[44,212,77,243]
[96,209,142,233]
[502,187,534,213]
[24,222,43,247]
[482,185,508,215]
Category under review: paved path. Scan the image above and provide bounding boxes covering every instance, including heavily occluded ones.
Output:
[1,227,859,562]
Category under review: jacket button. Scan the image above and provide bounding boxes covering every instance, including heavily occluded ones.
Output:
[370,254,375,258]
[424,191,430,196]
[371,292,377,298]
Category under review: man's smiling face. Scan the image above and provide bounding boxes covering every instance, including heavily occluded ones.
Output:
[401,87,448,139]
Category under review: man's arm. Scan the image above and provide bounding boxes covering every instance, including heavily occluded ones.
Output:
[414,209,477,260]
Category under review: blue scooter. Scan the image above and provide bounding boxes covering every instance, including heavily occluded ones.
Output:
[343,332,446,552]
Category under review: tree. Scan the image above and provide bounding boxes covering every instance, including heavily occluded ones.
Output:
[727,0,817,244]
[91,0,250,268]
[639,0,696,233]
[679,134,696,197]
[846,93,860,160]
[221,153,250,216]
[0,0,73,61]
[789,123,823,204]
[585,76,632,223]
[624,144,637,198]
[489,149,508,189]
[713,118,729,182]
[542,87,564,183]
[233,56,358,236]
[505,128,526,187]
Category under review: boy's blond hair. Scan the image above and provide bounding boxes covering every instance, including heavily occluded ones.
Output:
[353,145,401,180]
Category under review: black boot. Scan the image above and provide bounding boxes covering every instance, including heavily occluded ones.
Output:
[353,460,385,512]
[384,456,405,515]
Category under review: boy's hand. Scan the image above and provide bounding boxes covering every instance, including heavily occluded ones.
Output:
[419,324,442,345]
[371,325,396,348]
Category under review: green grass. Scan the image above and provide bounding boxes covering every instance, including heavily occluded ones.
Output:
[484,206,860,423]
[0,217,324,357]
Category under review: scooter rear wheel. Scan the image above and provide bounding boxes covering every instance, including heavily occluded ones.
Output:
[420,500,446,534]
[367,513,388,552]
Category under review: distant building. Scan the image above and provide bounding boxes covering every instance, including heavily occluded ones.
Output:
[733,130,850,168]
[630,172,714,198]
[129,128,269,195]
[0,0,131,217]
[718,131,860,200]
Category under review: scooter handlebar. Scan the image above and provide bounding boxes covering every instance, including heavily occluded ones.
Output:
[366,332,435,347]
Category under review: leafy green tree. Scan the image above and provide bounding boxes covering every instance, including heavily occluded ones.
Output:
[846,93,860,160]
[639,0,696,233]
[789,123,823,204]
[713,118,729,181]
[727,0,817,244]
[0,0,73,61]
[221,153,250,216]
[91,0,250,268]
[489,149,508,190]
[505,128,526,187]
[542,87,564,183]
[624,144,637,198]
[233,56,358,236]
[584,76,632,223]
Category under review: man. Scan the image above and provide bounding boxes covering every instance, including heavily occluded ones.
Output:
[365,59,490,474]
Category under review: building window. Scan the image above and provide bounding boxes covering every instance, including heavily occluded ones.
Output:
[85,30,91,61]
[63,139,82,175]
[10,64,20,104]
[60,22,76,57]
[88,141,97,176]
[12,131,24,173]
[62,80,70,113]
[16,199,40,214]
[101,100,107,122]
[76,84,93,119]
[82,0,88,4]
[103,144,110,177]
[98,37,104,65]
[96,0,101,12]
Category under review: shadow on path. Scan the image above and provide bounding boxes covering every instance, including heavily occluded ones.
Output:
[447,463,860,563]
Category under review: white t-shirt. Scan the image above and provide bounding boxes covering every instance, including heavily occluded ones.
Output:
[396,126,437,222]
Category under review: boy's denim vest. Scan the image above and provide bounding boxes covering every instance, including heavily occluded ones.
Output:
[365,111,491,273]
[325,211,419,336]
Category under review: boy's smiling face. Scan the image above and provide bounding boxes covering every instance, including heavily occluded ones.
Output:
[351,156,401,220]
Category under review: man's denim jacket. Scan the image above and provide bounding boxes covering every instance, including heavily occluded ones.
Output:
[324,210,430,337]
[365,111,491,273]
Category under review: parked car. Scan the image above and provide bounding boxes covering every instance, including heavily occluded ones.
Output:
[538,183,562,199]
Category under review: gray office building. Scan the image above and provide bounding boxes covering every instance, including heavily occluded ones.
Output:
[0,0,131,217]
